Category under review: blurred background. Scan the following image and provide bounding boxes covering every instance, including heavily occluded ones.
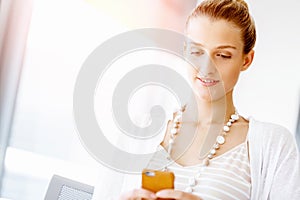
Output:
[0,0,299,199]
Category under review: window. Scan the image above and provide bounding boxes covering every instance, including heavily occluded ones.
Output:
[0,0,124,199]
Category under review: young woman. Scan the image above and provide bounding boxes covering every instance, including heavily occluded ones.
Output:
[119,0,300,199]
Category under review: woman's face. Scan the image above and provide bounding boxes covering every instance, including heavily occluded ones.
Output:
[185,16,253,101]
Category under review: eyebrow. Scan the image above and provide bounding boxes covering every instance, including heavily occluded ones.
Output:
[217,45,237,50]
[186,41,237,50]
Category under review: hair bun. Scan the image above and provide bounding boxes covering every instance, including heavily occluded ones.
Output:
[234,0,249,9]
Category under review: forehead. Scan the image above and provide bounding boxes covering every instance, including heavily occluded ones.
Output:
[186,16,243,50]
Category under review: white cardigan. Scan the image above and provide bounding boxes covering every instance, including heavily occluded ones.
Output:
[92,118,300,200]
[248,118,300,199]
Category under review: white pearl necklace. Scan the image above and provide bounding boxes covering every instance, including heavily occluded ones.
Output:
[166,106,239,193]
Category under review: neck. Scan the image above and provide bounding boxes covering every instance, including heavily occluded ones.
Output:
[194,90,235,126]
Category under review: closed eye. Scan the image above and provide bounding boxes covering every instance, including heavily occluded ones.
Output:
[216,53,231,59]
[190,48,205,56]
[191,51,204,55]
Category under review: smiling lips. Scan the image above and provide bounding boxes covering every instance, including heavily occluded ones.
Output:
[196,77,220,87]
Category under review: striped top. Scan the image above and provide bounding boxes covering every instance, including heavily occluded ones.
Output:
[147,142,251,200]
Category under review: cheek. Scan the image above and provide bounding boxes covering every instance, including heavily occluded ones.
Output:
[218,66,241,91]
[186,64,197,81]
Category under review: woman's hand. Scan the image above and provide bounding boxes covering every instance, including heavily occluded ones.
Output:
[119,188,156,200]
[156,189,203,200]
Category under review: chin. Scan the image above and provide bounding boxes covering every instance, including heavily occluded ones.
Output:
[196,93,225,102]
[193,85,227,102]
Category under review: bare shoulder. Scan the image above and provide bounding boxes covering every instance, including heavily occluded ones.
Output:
[160,119,172,149]
[160,110,182,148]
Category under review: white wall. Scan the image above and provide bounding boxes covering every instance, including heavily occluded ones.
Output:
[1,0,126,199]
[234,0,300,134]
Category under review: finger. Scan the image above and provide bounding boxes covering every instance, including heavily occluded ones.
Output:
[156,189,184,199]
[132,188,157,200]
[156,189,203,200]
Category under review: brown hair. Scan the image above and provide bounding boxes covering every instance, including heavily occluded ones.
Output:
[186,0,256,54]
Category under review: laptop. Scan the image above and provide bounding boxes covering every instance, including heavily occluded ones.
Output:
[44,175,94,200]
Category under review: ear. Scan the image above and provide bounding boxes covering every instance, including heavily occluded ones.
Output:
[241,50,254,71]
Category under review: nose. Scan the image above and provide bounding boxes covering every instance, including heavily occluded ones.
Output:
[197,53,216,77]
